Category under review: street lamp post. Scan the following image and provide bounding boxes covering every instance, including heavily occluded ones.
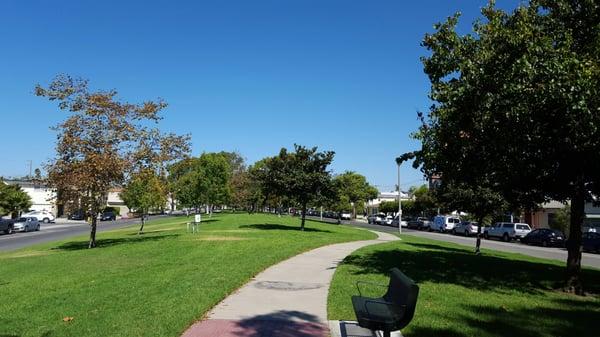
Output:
[397,160,402,234]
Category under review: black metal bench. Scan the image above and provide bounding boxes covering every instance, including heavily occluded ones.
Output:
[351,268,419,337]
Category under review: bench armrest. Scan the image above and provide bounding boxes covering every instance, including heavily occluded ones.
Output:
[364,299,405,319]
[356,280,387,297]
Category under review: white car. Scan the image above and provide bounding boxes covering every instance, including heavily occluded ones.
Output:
[484,222,531,241]
[453,221,481,236]
[431,215,461,232]
[367,213,386,224]
[340,213,352,220]
[22,210,55,223]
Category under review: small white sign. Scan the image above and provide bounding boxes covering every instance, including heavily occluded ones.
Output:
[194,214,201,224]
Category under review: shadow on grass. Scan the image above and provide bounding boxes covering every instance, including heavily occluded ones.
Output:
[52,233,180,251]
[341,241,600,295]
[444,300,600,337]
[240,223,331,233]
[341,240,600,337]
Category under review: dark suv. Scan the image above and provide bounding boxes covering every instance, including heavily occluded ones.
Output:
[0,217,15,234]
[100,211,116,221]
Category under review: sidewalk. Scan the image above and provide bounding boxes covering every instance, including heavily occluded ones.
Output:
[181,230,399,337]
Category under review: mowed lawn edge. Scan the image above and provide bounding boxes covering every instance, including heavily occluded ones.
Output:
[327,233,600,337]
[0,213,376,337]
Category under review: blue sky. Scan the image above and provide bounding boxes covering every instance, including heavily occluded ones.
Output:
[0,0,518,191]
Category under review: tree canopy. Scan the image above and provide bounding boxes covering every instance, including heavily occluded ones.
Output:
[332,171,378,218]
[412,0,600,294]
[0,182,32,218]
[36,74,190,248]
[120,170,167,234]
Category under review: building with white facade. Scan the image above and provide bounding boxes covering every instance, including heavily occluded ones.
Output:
[3,179,57,215]
[366,191,412,215]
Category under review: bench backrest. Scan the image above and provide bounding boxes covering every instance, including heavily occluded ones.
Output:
[383,268,419,326]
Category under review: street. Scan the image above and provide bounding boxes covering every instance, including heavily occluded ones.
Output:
[0,215,165,252]
[309,216,600,270]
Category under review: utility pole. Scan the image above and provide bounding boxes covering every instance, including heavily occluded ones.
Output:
[397,160,402,234]
[27,160,32,179]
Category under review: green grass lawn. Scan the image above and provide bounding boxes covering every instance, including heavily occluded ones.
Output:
[328,234,600,337]
[0,213,375,337]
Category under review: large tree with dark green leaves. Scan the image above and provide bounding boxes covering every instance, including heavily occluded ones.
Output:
[412,0,599,294]
[281,145,335,230]
[254,145,334,230]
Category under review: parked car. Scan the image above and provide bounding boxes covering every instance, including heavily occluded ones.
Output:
[100,211,116,221]
[22,210,55,223]
[407,217,432,230]
[484,222,531,241]
[380,215,395,226]
[367,213,386,224]
[68,210,86,221]
[453,221,480,236]
[13,217,40,232]
[340,212,352,220]
[431,215,461,232]
[0,217,15,235]
[582,232,600,253]
[521,228,565,247]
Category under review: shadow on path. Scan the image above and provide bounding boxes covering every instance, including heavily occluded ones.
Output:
[235,310,328,337]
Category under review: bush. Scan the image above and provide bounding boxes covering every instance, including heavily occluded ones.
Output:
[103,206,121,214]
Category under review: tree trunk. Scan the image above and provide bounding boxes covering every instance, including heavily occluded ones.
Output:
[352,203,356,219]
[89,215,97,248]
[566,184,585,295]
[138,211,146,235]
[475,215,484,255]
[300,203,307,231]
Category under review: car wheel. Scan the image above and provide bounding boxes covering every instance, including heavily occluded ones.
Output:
[503,233,509,242]
[4,226,12,235]
[451,229,456,235]
[43,218,50,223]
[465,230,469,237]
[542,240,548,247]
[36,224,40,231]
[24,225,29,232]
[484,232,489,239]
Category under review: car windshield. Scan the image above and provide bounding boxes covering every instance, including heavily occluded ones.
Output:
[516,224,530,230]
[17,218,27,222]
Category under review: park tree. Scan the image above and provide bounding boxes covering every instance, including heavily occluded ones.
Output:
[0,182,32,218]
[280,145,335,230]
[436,183,508,254]
[218,151,250,211]
[198,152,232,214]
[36,74,189,248]
[412,0,600,294]
[168,153,232,214]
[254,145,334,230]
[332,172,378,218]
[120,170,167,234]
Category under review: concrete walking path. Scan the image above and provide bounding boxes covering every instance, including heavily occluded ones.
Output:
[181,230,399,337]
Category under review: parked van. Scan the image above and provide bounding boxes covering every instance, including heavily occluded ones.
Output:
[431,215,461,232]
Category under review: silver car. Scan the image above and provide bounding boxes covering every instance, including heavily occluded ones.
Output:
[13,217,40,232]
